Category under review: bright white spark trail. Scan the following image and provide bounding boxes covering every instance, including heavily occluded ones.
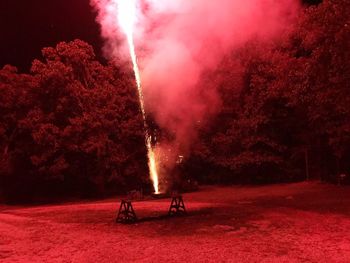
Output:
[117,0,159,194]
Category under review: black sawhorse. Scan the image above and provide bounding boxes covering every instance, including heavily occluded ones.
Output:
[116,195,187,223]
[168,195,187,216]
[116,200,137,223]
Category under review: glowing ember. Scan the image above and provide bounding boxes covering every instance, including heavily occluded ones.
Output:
[147,137,159,194]
[117,0,159,193]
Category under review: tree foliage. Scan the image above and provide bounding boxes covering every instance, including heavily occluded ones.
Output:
[0,40,147,201]
[189,0,349,183]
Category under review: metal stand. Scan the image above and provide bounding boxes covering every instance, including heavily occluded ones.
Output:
[168,195,187,216]
[116,200,137,223]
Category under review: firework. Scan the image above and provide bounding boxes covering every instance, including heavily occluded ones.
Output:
[117,0,159,193]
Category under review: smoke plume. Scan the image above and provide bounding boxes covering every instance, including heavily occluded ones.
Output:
[91,0,300,177]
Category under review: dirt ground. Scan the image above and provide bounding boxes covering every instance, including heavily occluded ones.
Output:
[1,182,350,262]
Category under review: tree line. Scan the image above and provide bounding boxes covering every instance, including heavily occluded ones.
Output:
[0,0,349,202]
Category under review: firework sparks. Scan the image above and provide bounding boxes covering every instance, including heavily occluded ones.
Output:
[117,0,159,194]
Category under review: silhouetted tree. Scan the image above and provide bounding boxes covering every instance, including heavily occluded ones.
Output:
[0,40,147,201]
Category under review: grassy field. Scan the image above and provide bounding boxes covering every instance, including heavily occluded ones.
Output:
[1,182,350,262]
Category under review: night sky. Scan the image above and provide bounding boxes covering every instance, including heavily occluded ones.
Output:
[0,0,322,72]
[0,0,103,71]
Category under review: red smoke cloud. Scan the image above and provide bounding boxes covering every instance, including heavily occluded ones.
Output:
[91,0,300,169]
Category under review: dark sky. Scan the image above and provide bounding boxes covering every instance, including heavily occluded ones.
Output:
[0,0,103,71]
[0,0,322,72]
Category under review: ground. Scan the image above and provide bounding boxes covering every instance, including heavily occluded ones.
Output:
[0,182,350,262]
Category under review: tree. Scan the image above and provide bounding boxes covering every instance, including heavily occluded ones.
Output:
[0,40,147,201]
[287,0,350,177]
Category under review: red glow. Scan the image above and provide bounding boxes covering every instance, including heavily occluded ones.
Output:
[92,0,300,169]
